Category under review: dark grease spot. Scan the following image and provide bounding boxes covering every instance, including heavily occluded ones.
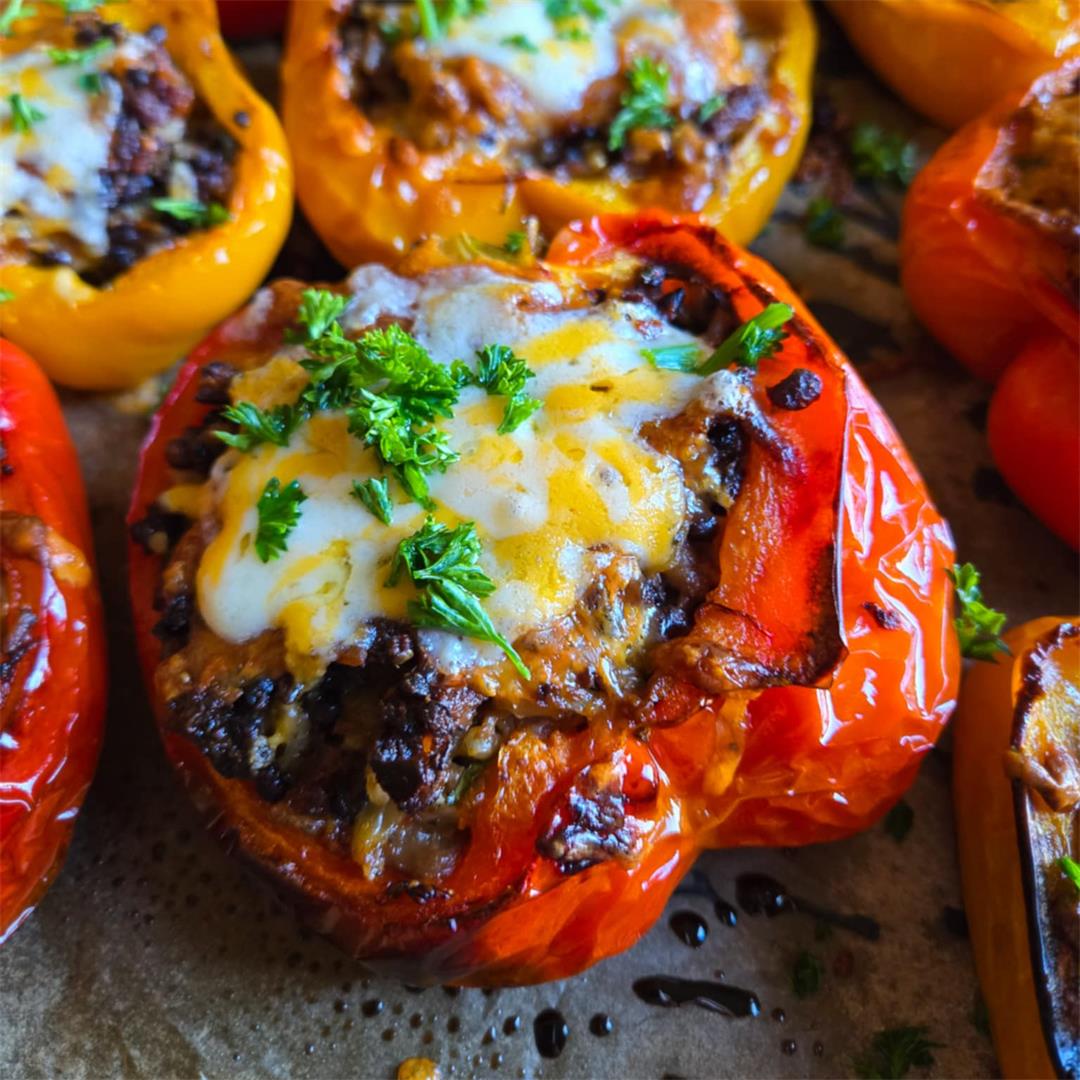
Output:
[670,910,709,947]
[781,1039,797,1056]
[534,1009,569,1059]
[943,905,969,938]
[361,1000,384,1018]
[735,873,793,917]
[589,1014,614,1037]
[632,976,760,1018]
[503,1015,521,1036]
[714,899,738,927]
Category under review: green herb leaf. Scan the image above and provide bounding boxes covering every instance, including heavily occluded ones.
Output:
[792,950,823,999]
[947,563,1009,661]
[545,0,606,22]
[804,195,846,250]
[0,288,13,303]
[150,198,230,229]
[351,476,394,525]
[854,1026,942,1080]
[850,122,918,187]
[883,799,914,843]
[608,55,673,152]
[254,477,307,563]
[216,402,300,452]
[7,92,45,133]
[466,343,543,434]
[555,24,587,41]
[44,0,99,12]
[416,0,488,41]
[388,516,529,678]
[0,0,35,37]
[1060,855,1080,892]
[447,759,487,805]
[500,33,537,52]
[48,38,110,64]
[79,71,103,93]
[642,343,701,373]
[698,94,726,124]
[503,230,527,255]
[295,287,349,342]
[699,302,794,374]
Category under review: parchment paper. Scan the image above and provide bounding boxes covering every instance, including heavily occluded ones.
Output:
[2,12,1076,1079]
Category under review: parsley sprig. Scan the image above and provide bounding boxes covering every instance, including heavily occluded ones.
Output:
[699,303,794,373]
[150,198,230,229]
[48,38,110,65]
[7,92,45,133]
[608,56,673,152]
[217,402,300,453]
[254,478,307,563]
[458,344,542,434]
[388,517,529,678]
[416,0,487,41]
[850,122,918,188]
[804,196,846,250]
[1060,855,1080,892]
[642,343,700,373]
[947,563,1008,661]
[352,476,394,525]
[853,1026,941,1080]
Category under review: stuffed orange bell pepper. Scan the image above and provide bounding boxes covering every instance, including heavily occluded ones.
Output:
[1,340,107,943]
[0,0,292,390]
[954,616,1079,1079]
[127,211,958,985]
[827,0,1079,130]
[281,0,815,266]
[901,60,1080,549]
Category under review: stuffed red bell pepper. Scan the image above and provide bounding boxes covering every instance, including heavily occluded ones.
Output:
[127,212,959,985]
[0,340,106,943]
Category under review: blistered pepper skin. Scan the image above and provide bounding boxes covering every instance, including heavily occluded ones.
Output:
[281,1,815,266]
[128,213,958,985]
[0,341,107,943]
[900,64,1080,549]
[827,0,1079,129]
[0,1,293,391]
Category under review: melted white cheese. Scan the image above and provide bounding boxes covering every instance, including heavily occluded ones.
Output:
[196,266,713,677]
[425,0,717,117]
[0,45,122,256]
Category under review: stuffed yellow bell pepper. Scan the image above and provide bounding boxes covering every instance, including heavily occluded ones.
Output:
[827,0,1079,129]
[281,0,815,266]
[0,0,292,390]
[954,616,1079,1078]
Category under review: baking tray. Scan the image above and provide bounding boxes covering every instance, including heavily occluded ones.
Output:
[2,12,1076,1079]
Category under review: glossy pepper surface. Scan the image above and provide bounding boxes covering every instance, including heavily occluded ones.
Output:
[281,1,815,266]
[954,617,1080,1079]
[827,0,1079,129]
[128,213,959,985]
[0,340,106,943]
[900,61,1080,549]
[0,0,293,391]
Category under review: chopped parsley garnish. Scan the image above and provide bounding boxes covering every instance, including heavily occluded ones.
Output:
[48,38,110,65]
[465,344,542,434]
[0,288,13,303]
[883,799,914,843]
[44,0,99,11]
[699,303,794,374]
[79,72,104,94]
[804,195,846,249]
[698,94,726,124]
[1059,855,1080,892]
[854,1026,941,1080]
[7,92,45,133]
[642,343,701,373]
[254,477,306,563]
[792,950,823,999]
[503,230,527,255]
[294,287,349,342]
[948,563,1008,661]
[416,0,488,41]
[150,198,230,229]
[850,122,918,187]
[501,33,537,52]
[351,476,394,525]
[217,402,300,452]
[0,0,34,37]
[545,0,607,21]
[447,759,487,805]
[608,56,673,152]
[555,24,587,41]
[387,516,529,678]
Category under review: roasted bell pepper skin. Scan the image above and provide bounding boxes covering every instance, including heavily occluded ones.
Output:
[826,0,1079,129]
[216,0,289,39]
[280,1,815,267]
[953,617,1079,1080]
[0,1,293,392]
[900,64,1080,549]
[0,341,107,944]
[128,213,958,984]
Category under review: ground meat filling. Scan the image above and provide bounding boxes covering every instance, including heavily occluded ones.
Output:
[339,3,772,206]
[133,265,771,878]
[3,15,236,284]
